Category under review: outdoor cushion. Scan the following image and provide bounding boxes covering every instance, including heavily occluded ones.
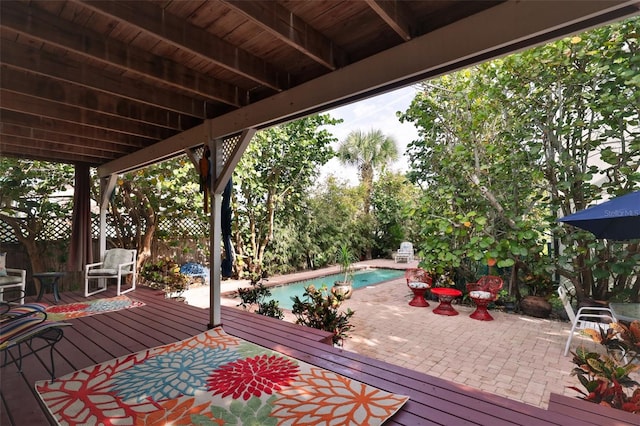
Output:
[408,281,429,289]
[103,249,134,270]
[88,268,119,276]
[470,291,493,300]
[0,276,23,286]
[0,252,6,277]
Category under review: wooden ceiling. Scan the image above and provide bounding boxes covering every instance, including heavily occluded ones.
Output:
[1,1,639,176]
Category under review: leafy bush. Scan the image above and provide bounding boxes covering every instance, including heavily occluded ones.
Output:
[235,276,284,320]
[291,285,354,346]
[569,321,640,413]
[140,257,188,298]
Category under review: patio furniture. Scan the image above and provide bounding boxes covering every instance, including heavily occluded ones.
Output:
[431,287,462,316]
[609,303,640,323]
[85,249,137,297]
[467,276,503,321]
[1,298,71,381]
[394,242,414,263]
[405,268,432,307]
[34,272,65,303]
[557,285,616,356]
[0,262,26,305]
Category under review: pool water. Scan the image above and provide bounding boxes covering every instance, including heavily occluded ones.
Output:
[268,268,404,311]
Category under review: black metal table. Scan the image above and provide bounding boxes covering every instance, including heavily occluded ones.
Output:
[34,272,65,303]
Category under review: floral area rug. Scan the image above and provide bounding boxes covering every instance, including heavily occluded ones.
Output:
[35,327,409,425]
[44,295,145,321]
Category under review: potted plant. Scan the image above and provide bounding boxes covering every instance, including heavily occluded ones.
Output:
[140,257,189,302]
[332,244,356,299]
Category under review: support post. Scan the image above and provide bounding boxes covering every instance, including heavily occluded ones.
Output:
[208,192,223,328]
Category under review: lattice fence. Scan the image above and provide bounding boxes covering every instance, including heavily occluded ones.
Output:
[1,215,208,243]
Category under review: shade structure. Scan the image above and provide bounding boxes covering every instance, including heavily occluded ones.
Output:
[558,191,640,240]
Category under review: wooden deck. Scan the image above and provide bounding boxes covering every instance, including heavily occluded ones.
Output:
[1,286,631,425]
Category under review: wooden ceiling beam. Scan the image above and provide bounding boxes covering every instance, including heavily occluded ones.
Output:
[99,0,640,177]
[1,66,199,132]
[0,137,120,166]
[0,123,134,157]
[0,2,244,108]
[222,0,346,70]
[1,90,178,140]
[0,109,152,149]
[0,38,213,118]
[365,0,414,41]
[77,0,286,91]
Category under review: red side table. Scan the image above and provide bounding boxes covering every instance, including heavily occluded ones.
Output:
[431,287,462,316]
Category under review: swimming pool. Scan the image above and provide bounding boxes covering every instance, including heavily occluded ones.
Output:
[268,268,404,310]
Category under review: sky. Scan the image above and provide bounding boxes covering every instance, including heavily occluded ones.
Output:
[319,85,421,185]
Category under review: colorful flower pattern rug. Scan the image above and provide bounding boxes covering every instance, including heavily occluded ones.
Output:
[44,295,145,321]
[35,327,408,425]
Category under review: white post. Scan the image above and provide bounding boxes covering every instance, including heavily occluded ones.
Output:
[209,192,222,328]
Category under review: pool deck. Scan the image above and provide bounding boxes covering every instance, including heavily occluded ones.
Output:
[183,259,633,411]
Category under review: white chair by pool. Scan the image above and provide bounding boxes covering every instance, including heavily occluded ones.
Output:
[394,242,414,263]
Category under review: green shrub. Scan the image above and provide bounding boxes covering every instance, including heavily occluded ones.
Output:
[291,285,355,346]
[140,257,188,298]
[235,276,284,320]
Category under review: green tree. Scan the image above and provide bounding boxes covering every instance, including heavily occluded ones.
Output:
[232,114,339,277]
[337,129,399,259]
[370,171,420,258]
[106,157,205,268]
[493,18,640,302]
[0,158,75,274]
[400,68,548,291]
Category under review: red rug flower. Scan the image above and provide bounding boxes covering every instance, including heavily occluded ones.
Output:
[207,354,299,400]
[46,302,90,313]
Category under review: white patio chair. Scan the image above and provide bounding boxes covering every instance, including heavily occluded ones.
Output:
[394,242,414,263]
[558,285,616,356]
[0,268,26,305]
[85,249,137,297]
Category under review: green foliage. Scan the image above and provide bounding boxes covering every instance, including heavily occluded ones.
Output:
[493,18,640,301]
[291,285,355,346]
[399,18,640,301]
[233,114,340,277]
[370,172,420,257]
[139,257,189,297]
[235,276,284,320]
[336,244,357,283]
[337,129,399,258]
[569,321,640,413]
[0,158,75,272]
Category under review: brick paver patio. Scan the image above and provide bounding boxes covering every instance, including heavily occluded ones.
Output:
[186,259,615,410]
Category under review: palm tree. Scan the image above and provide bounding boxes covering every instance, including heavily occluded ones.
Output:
[337,129,399,215]
[337,129,398,259]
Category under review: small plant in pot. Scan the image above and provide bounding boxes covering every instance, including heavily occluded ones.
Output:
[332,244,357,299]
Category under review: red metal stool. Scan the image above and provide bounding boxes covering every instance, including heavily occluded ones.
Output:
[430,287,462,315]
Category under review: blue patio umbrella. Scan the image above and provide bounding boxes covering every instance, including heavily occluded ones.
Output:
[558,191,640,240]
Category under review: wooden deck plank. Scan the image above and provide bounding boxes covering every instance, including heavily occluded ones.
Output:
[1,286,619,425]
[548,393,638,426]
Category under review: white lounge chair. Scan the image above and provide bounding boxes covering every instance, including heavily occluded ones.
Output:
[85,249,137,297]
[394,242,414,263]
